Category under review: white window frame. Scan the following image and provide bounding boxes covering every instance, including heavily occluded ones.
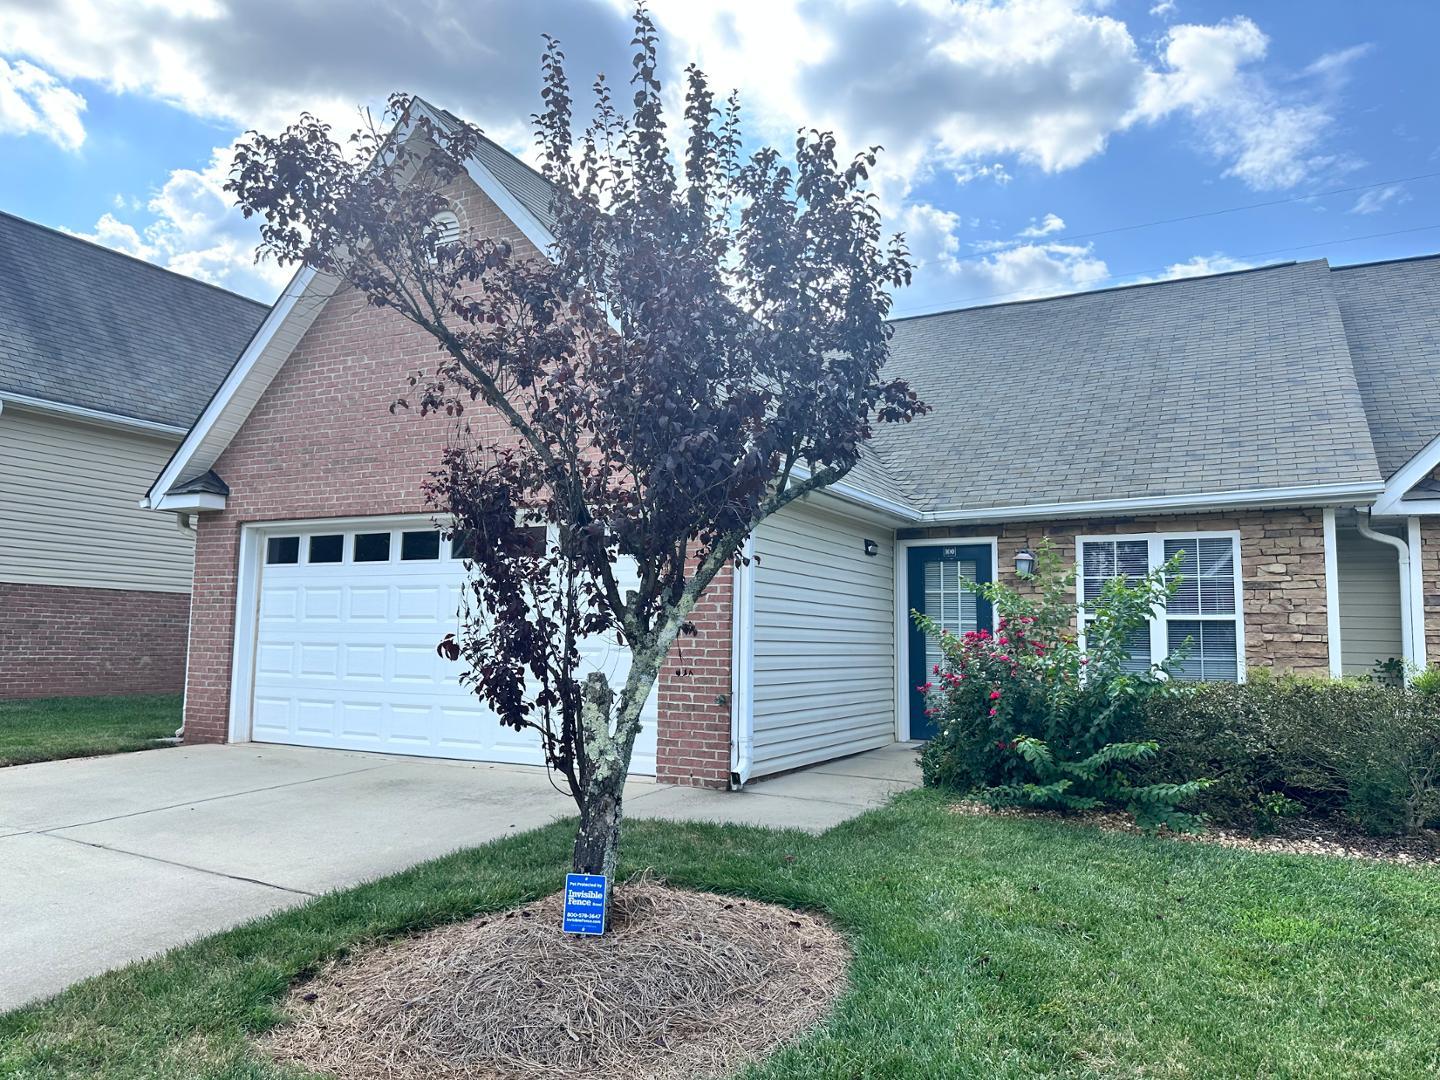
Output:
[1075,529,1247,683]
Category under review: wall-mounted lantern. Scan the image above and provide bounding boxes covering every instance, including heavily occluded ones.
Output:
[1014,548,1037,577]
[863,539,879,557]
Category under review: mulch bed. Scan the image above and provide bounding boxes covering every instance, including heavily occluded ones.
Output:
[261,880,849,1080]
[950,800,1440,866]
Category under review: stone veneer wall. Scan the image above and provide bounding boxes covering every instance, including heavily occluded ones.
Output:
[901,508,1330,677]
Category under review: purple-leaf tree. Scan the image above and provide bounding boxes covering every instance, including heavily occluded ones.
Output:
[227,8,925,878]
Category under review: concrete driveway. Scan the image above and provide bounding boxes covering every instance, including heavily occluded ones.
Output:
[0,741,918,1012]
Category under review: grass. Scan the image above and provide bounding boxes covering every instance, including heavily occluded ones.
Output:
[0,694,180,767]
[2,789,1438,1078]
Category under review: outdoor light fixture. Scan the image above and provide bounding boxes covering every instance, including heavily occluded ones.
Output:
[863,539,879,557]
[1014,548,1037,576]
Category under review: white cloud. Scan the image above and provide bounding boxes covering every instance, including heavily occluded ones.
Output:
[68,144,292,298]
[1018,212,1065,238]
[0,0,1366,300]
[0,57,85,149]
[1147,253,1252,281]
[1150,0,1177,17]
[1350,184,1408,215]
[953,161,1012,185]
[1133,17,1365,190]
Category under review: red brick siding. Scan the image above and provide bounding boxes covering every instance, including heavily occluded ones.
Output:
[183,174,735,781]
[904,508,1331,676]
[0,582,189,698]
[656,569,735,788]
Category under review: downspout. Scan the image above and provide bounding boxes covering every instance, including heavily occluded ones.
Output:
[729,537,755,789]
[1356,510,1417,677]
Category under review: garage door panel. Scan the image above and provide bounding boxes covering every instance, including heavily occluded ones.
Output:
[248,522,656,774]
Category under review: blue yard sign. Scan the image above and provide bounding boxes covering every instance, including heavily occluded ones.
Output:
[562,873,608,935]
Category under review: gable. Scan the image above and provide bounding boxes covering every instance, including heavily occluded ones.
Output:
[146,140,556,510]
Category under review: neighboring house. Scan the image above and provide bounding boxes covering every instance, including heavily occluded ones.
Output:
[0,211,267,699]
[144,104,1440,787]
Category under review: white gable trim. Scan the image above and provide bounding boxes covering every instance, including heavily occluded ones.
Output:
[460,156,555,255]
[142,266,336,509]
[1373,430,1440,516]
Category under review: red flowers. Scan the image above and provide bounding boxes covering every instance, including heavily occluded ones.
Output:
[989,689,1002,700]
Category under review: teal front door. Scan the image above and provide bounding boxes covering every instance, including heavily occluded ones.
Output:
[907,544,993,740]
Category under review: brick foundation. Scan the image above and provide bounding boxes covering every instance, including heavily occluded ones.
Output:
[903,508,1332,677]
[181,172,735,781]
[0,582,190,699]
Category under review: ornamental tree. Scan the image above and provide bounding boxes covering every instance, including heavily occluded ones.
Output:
[226,8,925,878]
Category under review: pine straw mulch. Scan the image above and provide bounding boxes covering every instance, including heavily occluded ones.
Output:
[259,880,849,1080]
[950,799,1440,866]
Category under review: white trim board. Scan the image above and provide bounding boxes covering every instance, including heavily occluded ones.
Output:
[802,467,1383,528]
[893,535,1000,742]
[1373,430,1440,517]
[1323,508,1344,677]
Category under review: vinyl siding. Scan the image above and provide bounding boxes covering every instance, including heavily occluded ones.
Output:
[750,500,895,777]
[0,405,194,592]
[1335,522,1404,676]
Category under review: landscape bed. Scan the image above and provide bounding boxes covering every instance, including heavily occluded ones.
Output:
[3,788,1438,1078]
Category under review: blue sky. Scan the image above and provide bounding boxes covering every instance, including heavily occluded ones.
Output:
[1,0,1435,316]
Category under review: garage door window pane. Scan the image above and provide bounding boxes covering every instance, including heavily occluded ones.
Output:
[401,530,440,561]
[308,534,343,563]
[353,532,392,562]
[265,536,299,564]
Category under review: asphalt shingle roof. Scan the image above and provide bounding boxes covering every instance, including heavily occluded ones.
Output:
[1330,254,1440,479]
[0,210,268,429]
[863,259,1384,514]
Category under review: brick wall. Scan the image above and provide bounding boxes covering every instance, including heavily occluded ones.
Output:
[902,508,1331,676]
[656,569,735,788]
[0,582,189,699]
[182,172,735,781]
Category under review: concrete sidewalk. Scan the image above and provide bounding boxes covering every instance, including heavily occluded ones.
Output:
[0,741,918,1012]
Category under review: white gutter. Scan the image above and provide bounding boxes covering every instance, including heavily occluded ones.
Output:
[1356,509,1424,676]
[795,467,1383,527]
[0,392,187,437]
[728,538,756,788]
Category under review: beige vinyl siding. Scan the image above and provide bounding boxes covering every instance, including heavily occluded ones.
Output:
[0,405,194,592]
[750,500,895,777]
[1335,523,1404,676]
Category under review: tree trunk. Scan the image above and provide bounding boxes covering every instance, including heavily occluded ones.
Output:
[572,785,623,878]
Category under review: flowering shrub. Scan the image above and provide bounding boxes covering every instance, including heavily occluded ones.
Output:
[917,540,1210,831]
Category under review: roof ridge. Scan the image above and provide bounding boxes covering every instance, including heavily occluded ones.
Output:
[0,208,271,310]
[887,259,1309,324]
[1330,251,1440,272]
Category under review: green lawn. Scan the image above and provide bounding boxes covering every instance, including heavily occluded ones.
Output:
[0,694,180,767]
[3,789,1437,1078]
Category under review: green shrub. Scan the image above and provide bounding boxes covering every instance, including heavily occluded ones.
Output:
[1144,674,1440,836]
[917,540,1208,831]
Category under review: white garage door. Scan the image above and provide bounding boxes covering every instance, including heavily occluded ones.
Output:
[247,520,657,774]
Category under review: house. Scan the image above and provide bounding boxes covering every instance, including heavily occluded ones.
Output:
[0,211,267,699]
[143,106,1440,788]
